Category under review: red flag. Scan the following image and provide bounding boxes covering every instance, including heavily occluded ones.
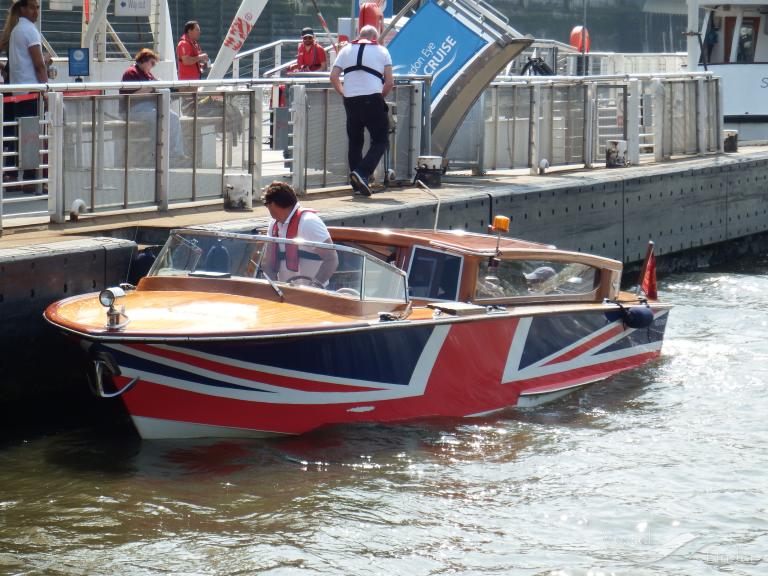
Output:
[640,242,657,300]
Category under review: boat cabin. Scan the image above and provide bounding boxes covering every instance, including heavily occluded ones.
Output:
[142,227,622,315]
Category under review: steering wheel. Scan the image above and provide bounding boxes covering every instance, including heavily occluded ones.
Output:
[286,275,324,289]
[335,287,361,298]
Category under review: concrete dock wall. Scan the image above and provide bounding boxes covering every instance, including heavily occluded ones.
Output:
[2,151,768,425]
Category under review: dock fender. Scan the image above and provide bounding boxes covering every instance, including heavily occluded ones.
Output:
[605,301,654,329]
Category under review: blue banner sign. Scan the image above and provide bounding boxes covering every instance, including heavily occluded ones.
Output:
[387,0,486,97]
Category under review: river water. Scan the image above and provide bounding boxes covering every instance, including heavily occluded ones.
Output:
[1,257,767,575]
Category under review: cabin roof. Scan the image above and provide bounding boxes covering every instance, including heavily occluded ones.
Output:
[328,227,555,253]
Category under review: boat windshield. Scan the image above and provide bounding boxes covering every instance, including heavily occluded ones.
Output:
[475,258,600,300]
[148,229,409,303]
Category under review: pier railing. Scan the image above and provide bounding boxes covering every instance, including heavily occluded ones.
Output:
[448,73,722,173]
[0,76,427,231]
[0,72,722,232]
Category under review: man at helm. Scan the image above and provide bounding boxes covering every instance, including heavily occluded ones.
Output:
[261,181,338,287]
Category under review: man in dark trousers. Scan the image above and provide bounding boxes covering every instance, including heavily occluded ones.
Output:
[330,25,393,197]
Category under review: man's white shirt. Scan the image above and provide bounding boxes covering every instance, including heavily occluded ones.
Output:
[268,203,331,281]
[333,42,392,97]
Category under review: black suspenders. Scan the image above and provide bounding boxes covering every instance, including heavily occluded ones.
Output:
[342,43,384,83]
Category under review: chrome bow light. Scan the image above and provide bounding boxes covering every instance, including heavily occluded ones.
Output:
[99,286,130,330]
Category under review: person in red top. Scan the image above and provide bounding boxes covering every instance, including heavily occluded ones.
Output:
[296,27,327,72]
[176,20,208,89]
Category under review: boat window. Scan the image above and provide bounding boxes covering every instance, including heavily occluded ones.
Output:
[475,259,599,300]
[364,258,408,300]
[407,246,463,301]
[737,18,759,63]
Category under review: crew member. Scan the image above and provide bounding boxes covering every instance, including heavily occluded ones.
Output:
[176,20,208,91]
[330,25,393,197]
[296,27,327,72]
[262,181,338,286]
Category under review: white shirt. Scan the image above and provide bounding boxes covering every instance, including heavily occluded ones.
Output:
[333,42,392,97]
[9,17,42,85]
[268,203,331,281]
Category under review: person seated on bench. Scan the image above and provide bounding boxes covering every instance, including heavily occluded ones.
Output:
[121,49,187,162]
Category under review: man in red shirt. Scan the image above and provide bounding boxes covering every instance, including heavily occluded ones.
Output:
[296,27,326,72]
[176,21,208,89]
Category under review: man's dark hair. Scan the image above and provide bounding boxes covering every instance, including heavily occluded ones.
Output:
[263,181,298,209]
[184,21,199,34]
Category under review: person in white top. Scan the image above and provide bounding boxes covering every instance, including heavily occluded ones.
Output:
[4,0,49,85]
[0,0,50,190]
[261,181,338,287]
[330,25,393,197]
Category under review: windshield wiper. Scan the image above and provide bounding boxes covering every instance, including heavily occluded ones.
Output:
[251,249,284,301]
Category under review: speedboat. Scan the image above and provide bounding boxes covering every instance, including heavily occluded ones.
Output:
[43,219,670,439]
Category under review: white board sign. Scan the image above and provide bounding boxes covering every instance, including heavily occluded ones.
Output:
[115,0,151,17]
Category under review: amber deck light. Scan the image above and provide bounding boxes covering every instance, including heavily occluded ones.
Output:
[491,215,510,233]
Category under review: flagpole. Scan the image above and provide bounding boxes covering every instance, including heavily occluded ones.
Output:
[636,240,655,297]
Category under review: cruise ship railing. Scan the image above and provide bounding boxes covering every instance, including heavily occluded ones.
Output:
[447,73,722,174]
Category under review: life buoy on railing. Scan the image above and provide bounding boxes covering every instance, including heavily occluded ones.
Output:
[569,25,591,53]
[358,2,384,35]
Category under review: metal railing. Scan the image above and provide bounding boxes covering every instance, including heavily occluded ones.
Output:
[0,75,428,231]
[232,34,339,79]
[447,73,722,174]
[289,81,425,193]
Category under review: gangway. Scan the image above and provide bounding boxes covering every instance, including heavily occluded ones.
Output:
[385,0,533,156]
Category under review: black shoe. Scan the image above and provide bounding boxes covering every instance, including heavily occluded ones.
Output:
[350,170,371,197]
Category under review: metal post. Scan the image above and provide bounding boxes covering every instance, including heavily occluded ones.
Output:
[651,79,665,162]
[584,82,596,167]
[156,89,170,211]
[490,85,498,170]
[475,91,486,175]
[124,95,131,208]
[221,92,228,195]
[322,89,329,188]
[627,79,640,165]
[252,53,260,78]
[409,81,423,180]
[48,92,65,224]
[291,84,307,194]
[529,84,540,175]
[717,78,724,153]
[232,59,240,79]
[422,78,432,155]
[90,96,97,210]
[696,77,707,155]
[249,87,263,200]
[192,93,198,201]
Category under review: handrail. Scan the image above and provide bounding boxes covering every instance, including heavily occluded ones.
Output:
[234,34,338,61]
[0,74,432,94]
